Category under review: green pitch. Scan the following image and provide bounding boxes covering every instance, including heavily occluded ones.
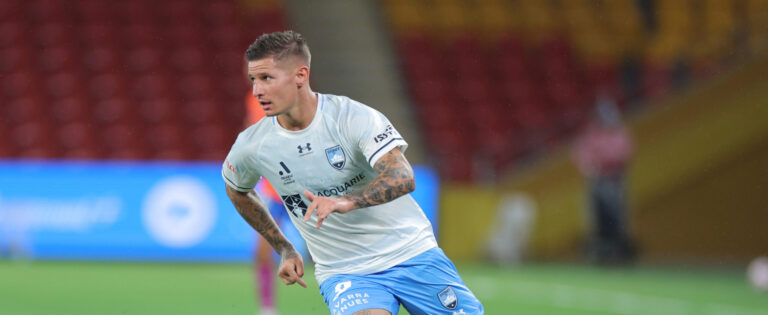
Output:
[1,260,766,314]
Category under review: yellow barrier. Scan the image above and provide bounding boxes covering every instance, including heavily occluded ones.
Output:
[440,57,768,262]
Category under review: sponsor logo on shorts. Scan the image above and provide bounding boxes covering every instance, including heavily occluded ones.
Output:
[333,281,352,301]
[438,286,458,310]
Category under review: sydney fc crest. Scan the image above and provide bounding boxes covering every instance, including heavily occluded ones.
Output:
[325,145,346,170]
[438,286,458,310]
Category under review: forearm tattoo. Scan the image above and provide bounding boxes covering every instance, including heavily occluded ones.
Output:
[226,186,294,254]
[344,148,415,209]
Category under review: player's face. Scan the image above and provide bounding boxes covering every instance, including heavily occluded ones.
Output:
[247,57,300,116]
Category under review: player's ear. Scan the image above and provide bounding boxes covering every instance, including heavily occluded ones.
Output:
[295,65,309,88]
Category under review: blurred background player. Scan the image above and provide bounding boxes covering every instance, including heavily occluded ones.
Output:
[245,92,285,315]
[573,96,635,264]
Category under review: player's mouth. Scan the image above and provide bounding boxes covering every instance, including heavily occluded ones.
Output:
[259,101,273,110]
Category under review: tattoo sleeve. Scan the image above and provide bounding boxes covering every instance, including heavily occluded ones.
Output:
[225,185,295,255]
[343,147,416,209]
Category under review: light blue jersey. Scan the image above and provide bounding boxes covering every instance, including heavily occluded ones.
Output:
[319,248,484,315]
[223,93,437,284]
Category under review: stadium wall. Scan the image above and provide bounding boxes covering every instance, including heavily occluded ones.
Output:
[440,56,768,263]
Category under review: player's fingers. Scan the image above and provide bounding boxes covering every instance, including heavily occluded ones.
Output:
[278,269,294,285]
[303,190,315,201]
[290,262,307,288]
[317,205,333,228]
[284,264,303,286]
[278,267,293,284]
[296,259,304,278]
[303,200,316,222]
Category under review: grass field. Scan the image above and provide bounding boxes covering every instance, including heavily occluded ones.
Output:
[1,260,766,314]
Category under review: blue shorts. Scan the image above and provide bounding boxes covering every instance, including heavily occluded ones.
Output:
[319,247,484,315]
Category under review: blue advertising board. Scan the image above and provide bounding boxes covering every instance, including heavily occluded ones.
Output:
[0,160,438,262]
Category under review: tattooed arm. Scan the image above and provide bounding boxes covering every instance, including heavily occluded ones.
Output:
[302,147,415,228]
[225,185,306,287]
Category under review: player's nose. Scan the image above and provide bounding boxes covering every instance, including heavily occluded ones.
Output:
[252,83,265,97]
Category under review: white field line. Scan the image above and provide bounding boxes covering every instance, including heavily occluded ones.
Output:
[467,277,767,315]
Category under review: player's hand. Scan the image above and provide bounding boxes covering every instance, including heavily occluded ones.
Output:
[278,250,306,288]
[303,190,354,228]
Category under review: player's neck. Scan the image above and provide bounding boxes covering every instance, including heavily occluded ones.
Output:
[277,88,318,131]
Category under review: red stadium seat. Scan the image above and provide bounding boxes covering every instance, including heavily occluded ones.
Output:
[211,50,245,75]
[178,74,215,100]
[126,47,163,74]
[83,47,120,74]
[28,0,70,24]
[209,25,245,52]
[0,47,34,75]
[147,124,191,160]
[170,47,207,74]
[80,24,119,48]
[11,121,56,158]
[88,73,127,101]
[37,46,78,74]
[75,0,113,24]
[57,121,100,159]
[92,98,136,126]
[115,1,158,26]
[183,98,224,125]
[166,25,205,49]
[45,72,86,99]
[0,22,26,48]
[35,23,75,49]
[132,74,173,101]
[138,97,179,125]
[205,0,238,26]
[4,97,45,125]
[101,124,148,160]
[2,0,289,162]
[190,123,229,160]
[0,0,23,23]
[160,0,198,23]
[50,96,89,125]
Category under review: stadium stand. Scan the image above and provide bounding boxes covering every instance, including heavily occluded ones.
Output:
[2,0,764,184]
[381,0,759,182]
[0,0,287,161]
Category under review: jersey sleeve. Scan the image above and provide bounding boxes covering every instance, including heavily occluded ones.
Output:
[345,105,408,167]
[222,144,261,192]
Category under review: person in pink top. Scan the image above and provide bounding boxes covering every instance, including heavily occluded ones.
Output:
[573,96,636,264]
[246,92,286,315]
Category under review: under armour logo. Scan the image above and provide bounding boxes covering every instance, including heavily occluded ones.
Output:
[297,143,312,154]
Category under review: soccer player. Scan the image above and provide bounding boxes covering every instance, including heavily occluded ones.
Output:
[223,30,484,315]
